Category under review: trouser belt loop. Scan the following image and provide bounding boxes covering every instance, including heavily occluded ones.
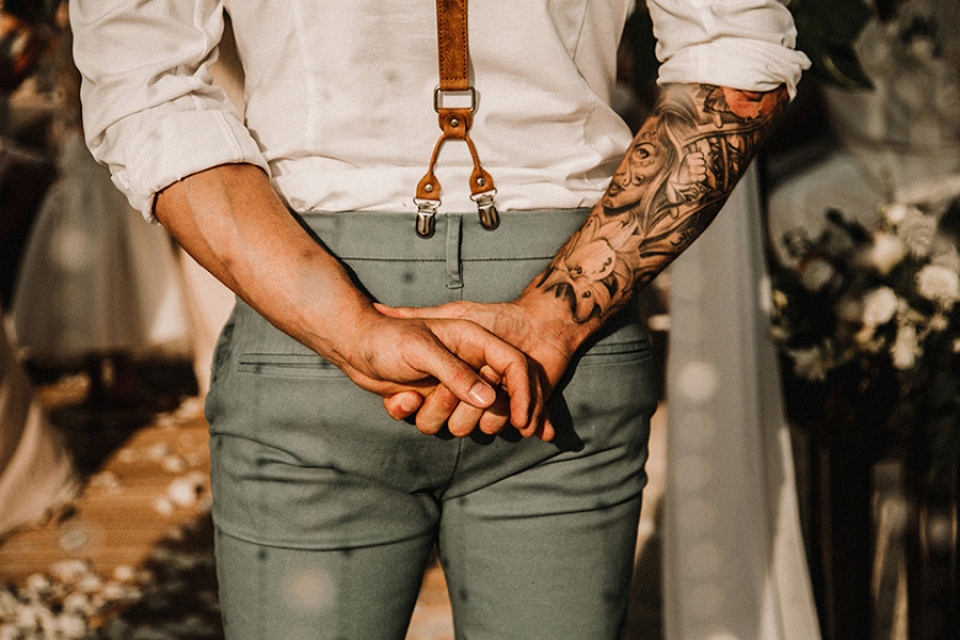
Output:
[445,213,464,289]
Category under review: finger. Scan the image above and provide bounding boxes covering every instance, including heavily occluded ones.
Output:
[473,366,510,436]
[509,361,547,438]
[382,391,424,420]
[440,366,501,436]
[448,400,485,437]
[425,321,538,429]
[476,394,510,435]
[416,384,461,435]
[506,356,543,434]
[536,415,555,442]
[374,302,459,320]
[402,329,500,411]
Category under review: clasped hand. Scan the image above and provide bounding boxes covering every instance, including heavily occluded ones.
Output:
[372,299,577,442]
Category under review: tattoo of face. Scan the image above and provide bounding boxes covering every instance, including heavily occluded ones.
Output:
[602,129,674,213]
[539,83,788,323]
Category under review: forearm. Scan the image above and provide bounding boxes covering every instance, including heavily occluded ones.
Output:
[154,163,375,368]
[156,163,546,430]
[520,82,789,350]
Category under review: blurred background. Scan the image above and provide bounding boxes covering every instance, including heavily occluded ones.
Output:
[1,0,958,638]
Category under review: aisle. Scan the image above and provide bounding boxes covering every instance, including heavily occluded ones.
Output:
[0,368,667,639]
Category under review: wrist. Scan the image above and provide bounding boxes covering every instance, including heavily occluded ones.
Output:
[515,284,600,357]
[296,284,380,368]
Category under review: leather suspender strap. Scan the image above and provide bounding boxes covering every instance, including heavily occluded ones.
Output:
[414,0,499,238]
[437,0,469,91]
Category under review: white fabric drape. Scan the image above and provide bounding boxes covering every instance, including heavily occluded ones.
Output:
[663,166,821,640]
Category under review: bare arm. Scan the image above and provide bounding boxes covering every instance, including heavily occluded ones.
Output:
[382,83,789,437]
[154,163,546,433]
[524,83,788,346]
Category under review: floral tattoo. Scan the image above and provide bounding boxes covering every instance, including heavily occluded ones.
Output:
[538,84,788,323]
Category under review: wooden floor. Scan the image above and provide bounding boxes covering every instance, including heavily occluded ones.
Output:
[0,365,666,639]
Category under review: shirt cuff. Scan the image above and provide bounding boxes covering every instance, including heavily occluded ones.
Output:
[657,38,811,99]
[113,109,270,222]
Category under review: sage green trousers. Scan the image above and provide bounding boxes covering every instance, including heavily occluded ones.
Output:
[205,210,658,640]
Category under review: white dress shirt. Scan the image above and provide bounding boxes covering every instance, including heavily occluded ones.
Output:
[71,0,809,221]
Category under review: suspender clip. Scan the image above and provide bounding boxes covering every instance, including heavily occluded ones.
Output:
[415,198,440,238]
[472,190,499,230]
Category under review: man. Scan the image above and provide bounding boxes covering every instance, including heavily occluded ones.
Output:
[71,1,808,637]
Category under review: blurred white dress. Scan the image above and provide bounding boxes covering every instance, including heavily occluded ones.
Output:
[12,128,190,362]
[0,302,78,537]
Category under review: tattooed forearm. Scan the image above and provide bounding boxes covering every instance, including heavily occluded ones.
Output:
[537,83,789,323]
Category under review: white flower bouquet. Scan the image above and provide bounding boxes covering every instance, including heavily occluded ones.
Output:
[769,196,960,482]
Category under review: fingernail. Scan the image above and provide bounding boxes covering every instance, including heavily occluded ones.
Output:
[400,395,421,414]
[468,382,495,407]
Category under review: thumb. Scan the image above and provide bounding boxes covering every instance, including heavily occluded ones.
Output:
[374,302,458,320]
[373,302,415,319]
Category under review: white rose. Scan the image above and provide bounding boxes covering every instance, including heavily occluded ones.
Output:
[882,203,913,226]
[898,211,938,257]
[862,287,898,327]
[788,346,830,381]
[929,313,949,332]
[932,243,960,273]
[867,232,907,275]
[891,324,920,370]
[57,613,88,639]
[799,257,835,292]
[916,264,960,307]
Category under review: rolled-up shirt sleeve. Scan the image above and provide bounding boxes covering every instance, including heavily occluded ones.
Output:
[648,0,810,98]
[71,0,269,221]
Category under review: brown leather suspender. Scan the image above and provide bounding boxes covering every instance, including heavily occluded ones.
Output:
[414,0,499,238]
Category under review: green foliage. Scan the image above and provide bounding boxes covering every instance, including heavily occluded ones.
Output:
[791,0,875,89]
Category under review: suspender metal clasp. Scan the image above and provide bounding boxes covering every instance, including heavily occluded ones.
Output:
[471,190,499,230]
[434,86,477,113]
[414,197,440,238]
